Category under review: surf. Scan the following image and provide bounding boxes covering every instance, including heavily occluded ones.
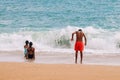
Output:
[0,26,119,54]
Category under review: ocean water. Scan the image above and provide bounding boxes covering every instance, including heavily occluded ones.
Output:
[0,0,120,54]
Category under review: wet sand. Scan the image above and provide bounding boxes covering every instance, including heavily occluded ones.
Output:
[0,51,120,65]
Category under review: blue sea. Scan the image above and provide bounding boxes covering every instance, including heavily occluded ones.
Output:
[0,0,120,54]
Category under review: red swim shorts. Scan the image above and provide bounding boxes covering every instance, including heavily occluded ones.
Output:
[74,41,84,51]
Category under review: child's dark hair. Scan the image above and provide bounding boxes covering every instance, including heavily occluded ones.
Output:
[25,40,29,45]
[29,42,33,47]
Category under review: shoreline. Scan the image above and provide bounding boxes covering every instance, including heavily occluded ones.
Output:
[0,51,120,66]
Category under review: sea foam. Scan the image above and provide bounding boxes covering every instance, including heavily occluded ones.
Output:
[0,26,119,54]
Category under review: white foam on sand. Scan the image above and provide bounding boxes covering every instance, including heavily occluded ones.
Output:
[0,51,120,66]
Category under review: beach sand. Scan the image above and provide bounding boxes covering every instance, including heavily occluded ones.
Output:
[0,62,120,80]
[0,51,120,80]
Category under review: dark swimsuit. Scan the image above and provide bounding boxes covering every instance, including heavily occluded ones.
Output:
[27,48,34,59]
[28,54,34,59]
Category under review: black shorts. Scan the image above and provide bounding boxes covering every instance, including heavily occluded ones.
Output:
[28,54,34,59]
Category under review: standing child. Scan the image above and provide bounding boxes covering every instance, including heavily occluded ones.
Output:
[27,42,35,59]
[24,40,29,58]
